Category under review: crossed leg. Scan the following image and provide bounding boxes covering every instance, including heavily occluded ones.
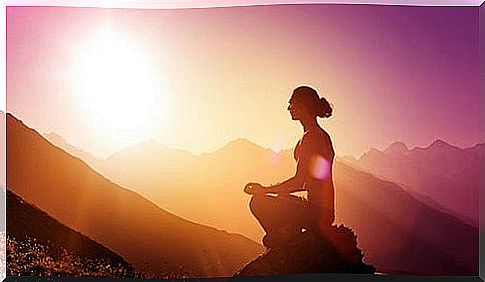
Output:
[249,194,309,248]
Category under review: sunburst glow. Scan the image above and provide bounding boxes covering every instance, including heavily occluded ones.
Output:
[71,28,165,148]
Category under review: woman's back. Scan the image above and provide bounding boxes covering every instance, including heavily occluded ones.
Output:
[294,127,335,227]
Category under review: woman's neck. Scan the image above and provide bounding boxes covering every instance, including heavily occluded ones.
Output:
[301,118,319,132]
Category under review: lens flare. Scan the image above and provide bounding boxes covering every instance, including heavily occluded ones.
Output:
[309,155,330,180]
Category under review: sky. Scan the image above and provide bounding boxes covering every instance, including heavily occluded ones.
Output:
[6,4,481,159]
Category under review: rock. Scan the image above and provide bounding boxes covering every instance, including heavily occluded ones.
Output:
[234,225,375,276]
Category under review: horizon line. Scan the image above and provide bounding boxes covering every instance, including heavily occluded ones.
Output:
[44,131,483,162]
[4,111,482,161]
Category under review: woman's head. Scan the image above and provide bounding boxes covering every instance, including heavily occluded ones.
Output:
[288,86,332,121]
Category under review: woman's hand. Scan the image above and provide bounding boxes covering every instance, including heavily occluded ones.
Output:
[244,182,266,195]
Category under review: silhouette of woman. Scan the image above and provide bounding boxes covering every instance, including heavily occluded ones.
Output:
[244,86,335,248]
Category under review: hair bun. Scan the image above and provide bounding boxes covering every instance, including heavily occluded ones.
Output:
[317,97,333,118]
[292,85,333,119]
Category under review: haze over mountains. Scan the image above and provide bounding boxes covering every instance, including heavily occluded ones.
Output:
[351,140,481,227]
[333,161,477,275]
[44,127,479,275]
[7,113,263,278]
[46,135,295,242]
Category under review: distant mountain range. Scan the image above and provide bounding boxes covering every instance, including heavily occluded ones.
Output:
[46,135,295,243]
[333,161,477,275]
[6,113,264,278]
[44,128,479,275]
[350,140,481,227]
[44,132,101,171]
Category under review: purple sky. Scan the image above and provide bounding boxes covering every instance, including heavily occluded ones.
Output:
[6,4,481,158]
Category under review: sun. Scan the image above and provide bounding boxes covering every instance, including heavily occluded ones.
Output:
[71,28,165,149]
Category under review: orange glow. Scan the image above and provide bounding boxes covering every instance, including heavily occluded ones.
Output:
[70,28,169,149]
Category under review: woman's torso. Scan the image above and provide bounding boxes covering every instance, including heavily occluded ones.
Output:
[294,127,335,224]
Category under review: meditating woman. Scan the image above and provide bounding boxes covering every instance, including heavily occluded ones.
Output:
[244,85,335,248]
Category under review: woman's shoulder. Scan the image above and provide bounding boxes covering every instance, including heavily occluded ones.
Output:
[303,127,331,143]
[302,128,334,155]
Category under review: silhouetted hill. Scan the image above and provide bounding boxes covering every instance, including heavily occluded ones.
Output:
[354,139,480,227]
[235,225,375,276]
[6,189,140,277]
[84,137,479,275]
[6,113,264,278]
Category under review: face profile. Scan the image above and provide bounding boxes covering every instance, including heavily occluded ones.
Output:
[287,86,333,123]
[287,99,304,121]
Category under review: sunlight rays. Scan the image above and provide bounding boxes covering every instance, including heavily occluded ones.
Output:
[70,28,168,150]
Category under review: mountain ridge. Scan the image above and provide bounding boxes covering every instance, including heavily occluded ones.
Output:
[7,113,264,278]
[38,118,479,275]
[354,138,481,227]
[57,130,478,275]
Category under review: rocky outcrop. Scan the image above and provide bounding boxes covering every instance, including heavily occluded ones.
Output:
[235,225,375,276]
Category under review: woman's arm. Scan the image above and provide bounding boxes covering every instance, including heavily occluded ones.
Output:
[244,133,326,195]
[266,134,316,194]
[244,174,305,195]
[265,175,305,194]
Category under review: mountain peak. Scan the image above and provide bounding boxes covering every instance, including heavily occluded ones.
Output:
[214,138,276,157]
[106,138,197,161]
[464,142,485,155]
[44,132,66,144]
[427,139,454,150]
[7,112,264,277]
[228,138,253,145]
[432,138,447,145]
[138,139,168,150]
[384,142,409,155]
[223,138,261,150]
[118,139,179,155]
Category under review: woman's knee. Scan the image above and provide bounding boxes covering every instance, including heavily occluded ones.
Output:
[249,194,272,214]
[249,195,261,213]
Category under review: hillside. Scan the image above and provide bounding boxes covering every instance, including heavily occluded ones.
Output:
[334,161,477,275]
[7,189,141,277]
[6,113,264,278]
[354,140,481,226]
[45,135,295,242]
